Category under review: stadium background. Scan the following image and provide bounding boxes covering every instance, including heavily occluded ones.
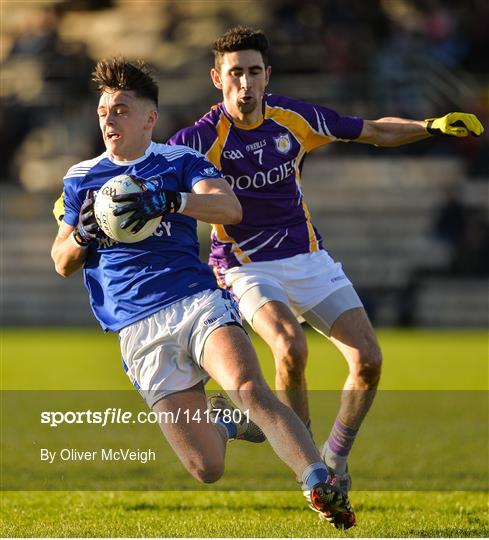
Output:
[1,2,488,536]
[1,0,488,329]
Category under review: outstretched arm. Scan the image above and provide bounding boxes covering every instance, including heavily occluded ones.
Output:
[355,112,484,147]
[356,117,430,147]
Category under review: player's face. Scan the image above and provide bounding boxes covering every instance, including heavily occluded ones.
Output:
[97,89,157,161]
[211,50,271,124]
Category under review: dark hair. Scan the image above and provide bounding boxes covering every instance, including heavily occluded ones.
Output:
[212,26,269,69]
[92,58,158,107]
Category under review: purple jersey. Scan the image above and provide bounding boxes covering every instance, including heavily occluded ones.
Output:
[168,94,363,285]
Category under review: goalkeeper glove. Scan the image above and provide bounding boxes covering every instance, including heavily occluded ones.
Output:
[73,190,106,246]
[112,175,182,234]
[425,112,484,137]
[53,193,65,225]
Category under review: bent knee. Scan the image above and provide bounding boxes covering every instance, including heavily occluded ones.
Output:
[350,341,382,386]
[274,334,308,374]
[190,460,224,484]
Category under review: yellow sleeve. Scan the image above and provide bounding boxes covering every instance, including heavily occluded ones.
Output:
[265,105,333,153]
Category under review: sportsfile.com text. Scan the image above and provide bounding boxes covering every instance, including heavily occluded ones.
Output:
[40,407,250,428]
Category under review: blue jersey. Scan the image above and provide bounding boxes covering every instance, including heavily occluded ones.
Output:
[58,141,221,332]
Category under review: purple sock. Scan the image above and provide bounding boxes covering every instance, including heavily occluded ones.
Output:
[323,418,358,472]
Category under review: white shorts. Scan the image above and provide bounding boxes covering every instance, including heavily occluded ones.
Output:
[223,250,363,334]
[119,288,241,407]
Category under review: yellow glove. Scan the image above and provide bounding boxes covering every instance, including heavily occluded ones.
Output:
[425,112,484,137]
[53,192,65,225]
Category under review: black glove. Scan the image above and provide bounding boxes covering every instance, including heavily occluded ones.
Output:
[112,176,182,234]
[73,190,105,246]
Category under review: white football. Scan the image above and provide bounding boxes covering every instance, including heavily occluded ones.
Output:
[94,174,161,243]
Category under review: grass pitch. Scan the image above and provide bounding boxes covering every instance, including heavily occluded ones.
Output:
[2,491,488,537]
[1,328,488,537]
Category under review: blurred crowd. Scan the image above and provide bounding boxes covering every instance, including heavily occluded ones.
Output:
[1,0,488,286]
[2,0,488,187]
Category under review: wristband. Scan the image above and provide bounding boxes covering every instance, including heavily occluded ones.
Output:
[425,119,437,135]
[71,230,90,249]
[177,192,188,214]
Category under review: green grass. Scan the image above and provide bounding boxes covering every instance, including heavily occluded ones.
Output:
[2,328,488,390]
[1,491,488,537]
[1,328,488,537]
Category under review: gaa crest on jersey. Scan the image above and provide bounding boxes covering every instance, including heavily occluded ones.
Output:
[274,133,291,154]
[201,166,220,177]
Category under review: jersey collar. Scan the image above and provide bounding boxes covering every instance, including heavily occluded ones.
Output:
[221,99,266,130]
[108,141,156,166]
